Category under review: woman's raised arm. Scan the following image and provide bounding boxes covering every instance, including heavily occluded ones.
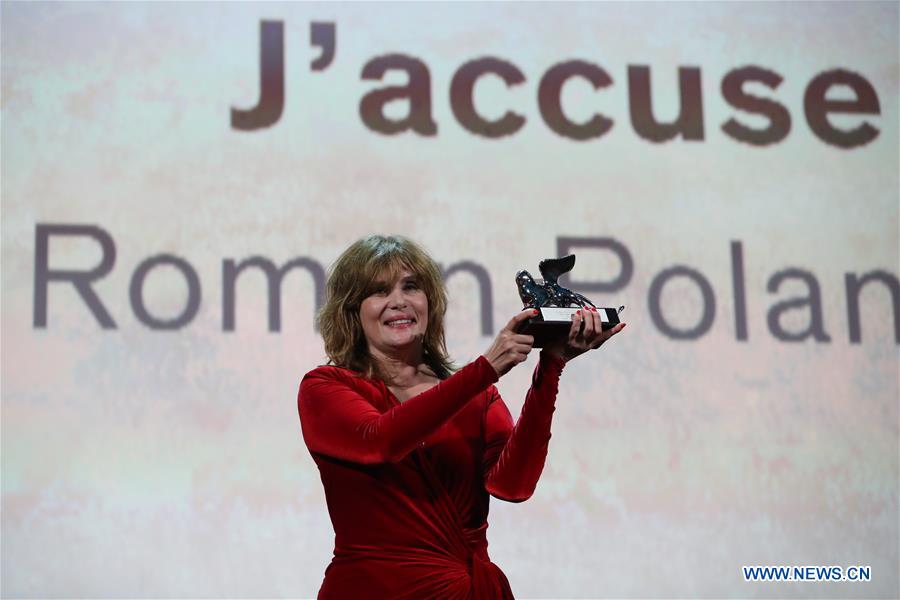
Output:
[299,356,498,464]
[299,309,538,464]
[482,349,565,502]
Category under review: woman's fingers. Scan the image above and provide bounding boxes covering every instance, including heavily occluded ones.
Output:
[485,311,539,376]
[546,308,627,362]
[592,309,607,342]
[571,308,622,349]
[570,309,584,337]
[584,308,598,338]
[505,308,539,333]
[512,333,535,346]
[569,308,598,341]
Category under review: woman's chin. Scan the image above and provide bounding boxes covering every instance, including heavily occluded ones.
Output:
[382,329,425,347]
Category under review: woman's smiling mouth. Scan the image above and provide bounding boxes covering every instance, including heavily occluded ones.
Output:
[385,317,416,328]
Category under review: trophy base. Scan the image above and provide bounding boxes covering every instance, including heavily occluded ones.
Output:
[521,307,621,348]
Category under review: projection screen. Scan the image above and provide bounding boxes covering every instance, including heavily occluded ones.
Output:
[2,2,898,598]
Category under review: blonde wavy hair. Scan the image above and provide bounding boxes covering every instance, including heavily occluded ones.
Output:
[317,235,455,381]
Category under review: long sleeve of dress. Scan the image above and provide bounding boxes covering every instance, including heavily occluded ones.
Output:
[298,356,499,464]
[482,349,565,502]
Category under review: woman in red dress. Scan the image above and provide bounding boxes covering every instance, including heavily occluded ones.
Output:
[298,235,625,599]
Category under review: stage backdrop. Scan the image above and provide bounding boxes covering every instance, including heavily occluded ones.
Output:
[2,2,898,598]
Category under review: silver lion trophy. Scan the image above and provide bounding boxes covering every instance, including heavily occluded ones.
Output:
[516,254,624,347]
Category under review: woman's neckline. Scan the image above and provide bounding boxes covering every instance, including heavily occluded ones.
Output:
[385,372,442,404]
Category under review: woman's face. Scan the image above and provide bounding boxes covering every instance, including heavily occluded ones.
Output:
[359,268,429,359]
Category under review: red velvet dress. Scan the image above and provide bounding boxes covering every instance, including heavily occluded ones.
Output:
[297,351,565,599]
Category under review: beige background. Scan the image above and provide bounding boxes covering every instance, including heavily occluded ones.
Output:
[2,2,898,598]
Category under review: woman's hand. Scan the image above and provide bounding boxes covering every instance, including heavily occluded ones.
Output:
[545,308,626,363]
[483,309,538,377]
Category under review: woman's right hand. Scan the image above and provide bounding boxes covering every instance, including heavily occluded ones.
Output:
[483,309,538,377]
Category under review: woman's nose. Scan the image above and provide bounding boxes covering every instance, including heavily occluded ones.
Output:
[388,287,407,308]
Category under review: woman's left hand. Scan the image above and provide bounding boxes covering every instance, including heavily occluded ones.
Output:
[545,308,626,363]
